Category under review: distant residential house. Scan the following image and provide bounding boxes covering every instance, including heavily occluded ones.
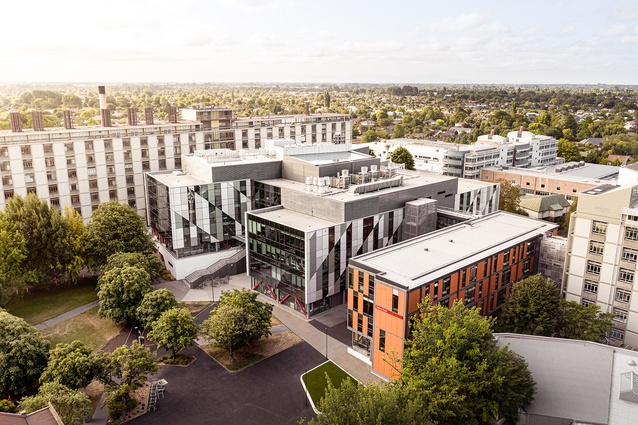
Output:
[580,137,603,147]
[607,154,632,166]
[518,193,571,220]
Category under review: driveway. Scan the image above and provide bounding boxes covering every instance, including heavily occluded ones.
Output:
[129,341,324,425]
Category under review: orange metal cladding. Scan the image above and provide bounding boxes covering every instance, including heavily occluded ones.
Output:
[372,279,404,380]
[363,237,540,380]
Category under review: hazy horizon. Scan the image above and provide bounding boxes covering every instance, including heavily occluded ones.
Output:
[2,0,637,85]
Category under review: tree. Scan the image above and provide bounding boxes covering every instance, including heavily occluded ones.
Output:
[0,214,27,306]
[559,197,578,233]
[136,288,178,330]
[3,193,72,286]
[148,308,197,358]
[85,202,156,268]
[0,310,50,397]
[0,399,17,412]
[19,382,91,425]
[557,138,582,162]
[555,300,614,342]
[496,274,560,336]
[390,146,415,170]
[97,265,152,324]
[40,340,100,390]
[400,300,535,425]
[62,206,87,284]
[200,289,273,362]
[103,252,161,282]
[307,379,432,425]
[98,341,158,411]
[497,179,527,215]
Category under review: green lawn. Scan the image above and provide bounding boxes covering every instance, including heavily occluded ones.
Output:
[40,306,123,351]
[5,277,98,325]
[303,361,357,407]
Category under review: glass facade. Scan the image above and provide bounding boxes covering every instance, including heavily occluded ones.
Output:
[147,174,250,258]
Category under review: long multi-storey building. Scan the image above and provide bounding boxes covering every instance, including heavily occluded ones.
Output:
[0,98,351,220]
[346,212,558,380]
[366,129,557,180]
[563,182,638,347]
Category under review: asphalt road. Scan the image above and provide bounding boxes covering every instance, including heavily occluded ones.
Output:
[129,341,324,425]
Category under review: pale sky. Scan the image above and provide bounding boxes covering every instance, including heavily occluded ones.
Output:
[1,0,637,84]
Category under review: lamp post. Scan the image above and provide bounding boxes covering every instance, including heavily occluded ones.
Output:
[325,327,328,360]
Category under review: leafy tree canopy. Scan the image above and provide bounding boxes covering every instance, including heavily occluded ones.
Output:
[103,252,161,282]
[40,340,100,390]
[400,300,535,424]
[98,341,157,391]
[200,289,273,362]
[136,288,178,331]
[0,214,27,305]
[497,179,527,215]
[0,310,50,397]
[97,265,152,324]
[390,146,415,170]
[19,382,91,425]
[148,307,197,358]
[85,202,156,268]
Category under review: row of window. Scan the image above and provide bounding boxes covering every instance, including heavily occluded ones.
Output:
[583,280,632,303]
[585,261,635,283]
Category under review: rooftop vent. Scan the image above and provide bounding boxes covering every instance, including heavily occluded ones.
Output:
[620,371,638,403]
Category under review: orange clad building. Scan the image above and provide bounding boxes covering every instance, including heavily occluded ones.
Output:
[346,211,558,380]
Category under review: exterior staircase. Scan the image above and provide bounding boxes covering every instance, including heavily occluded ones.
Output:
[183,248,246,288]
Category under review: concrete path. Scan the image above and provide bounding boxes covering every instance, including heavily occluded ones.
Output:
[35,300,99,331]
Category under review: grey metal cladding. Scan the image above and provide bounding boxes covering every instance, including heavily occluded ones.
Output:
[211,161,281,183]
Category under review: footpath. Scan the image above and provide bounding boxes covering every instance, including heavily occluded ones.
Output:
[34,272,382,424]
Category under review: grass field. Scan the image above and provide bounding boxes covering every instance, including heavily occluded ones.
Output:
[303,361,357,407]
[41,306,123,351]
[5,277,98,325]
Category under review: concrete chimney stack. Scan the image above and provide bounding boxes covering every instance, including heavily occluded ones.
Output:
[9,112,22,132]
[98,86,112,127]
[32,111,44,131]
[127,108,138,126]
[63,110,74,129]
[144,107,154,125]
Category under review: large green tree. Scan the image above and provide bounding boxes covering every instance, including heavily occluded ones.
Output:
[0,310,50,397]
[308,379,432,425]
[0,214,27,305]
[136,288,178,331]
[40,340,100,390]
[62,206,88,284]
[557,138,582,162]
[148,307,197,358]
[400,300,535,425]
[85,202,156,268]
[390,146,415,170]
[496,179,527,215]
[200,289,273,362]
[19,382,91,425]
[496,274,561,336]
[103,252,162,282]
[497,274,613,342]
[97,265,152,324]
[3,193,72,286]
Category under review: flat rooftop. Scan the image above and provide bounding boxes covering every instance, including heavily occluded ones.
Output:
[259,172,456,204]
[147,170,207,188]
[290,150,372,165]
[351,212,557,290]
[249,206,337,231]
[484,162,619,182]
[234,113,349,120]
[185,151,279,168]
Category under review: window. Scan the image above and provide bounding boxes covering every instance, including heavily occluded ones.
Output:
[140,137,148,146]
[357,313,363,333]
[363,299,374,316]
[21,145,31,155]
[353,291,359,310]
[526,240,535,256]
[64,143,74,152]
[44,157,55,167]
[522,259,531,275]
[616,289,631,303]
[0,147,7,157]
[109,190,118,201]
[123,138,131,148]
[610,328,625,341]
[589,241,604,255]
[84,141,93,150]
[107,166,115,175]
[43,143,53,153]
[0,161,10,171]
[502,268,511,284]
[613,308,628,323]
[126,176,134,185]
[68,170,77,178]
[70,183,78,191]
[159,159,166,170]
[619,268,634,283]
[2,176,12,186]
[442,276,450,296]
[348,268,354,289]
[379,329,386,352]
[47,171,56,181]
[142,161,150,171]
[174,145,182,155]
[592,221,607,234]
[87,167,97,176]
[581,299,594,307]
[66,158,75,166]
[89,180,98,189]
[391,290,399,313]
[23,160,33,169]
[24,173,35,184]
[358,272,364,292]
[626,227,638,241]
[503,250,510,265]
[108,178,116,187]
[622,248,638,262]
[586,261,601,275]
[584,280,598,294]
[368,276,375,298]
[347,310,352,328]
[104,139,112,149]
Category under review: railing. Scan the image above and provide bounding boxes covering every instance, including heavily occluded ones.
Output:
[184,248,246,287]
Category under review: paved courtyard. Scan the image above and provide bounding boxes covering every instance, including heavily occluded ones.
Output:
[129,341,324,425]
